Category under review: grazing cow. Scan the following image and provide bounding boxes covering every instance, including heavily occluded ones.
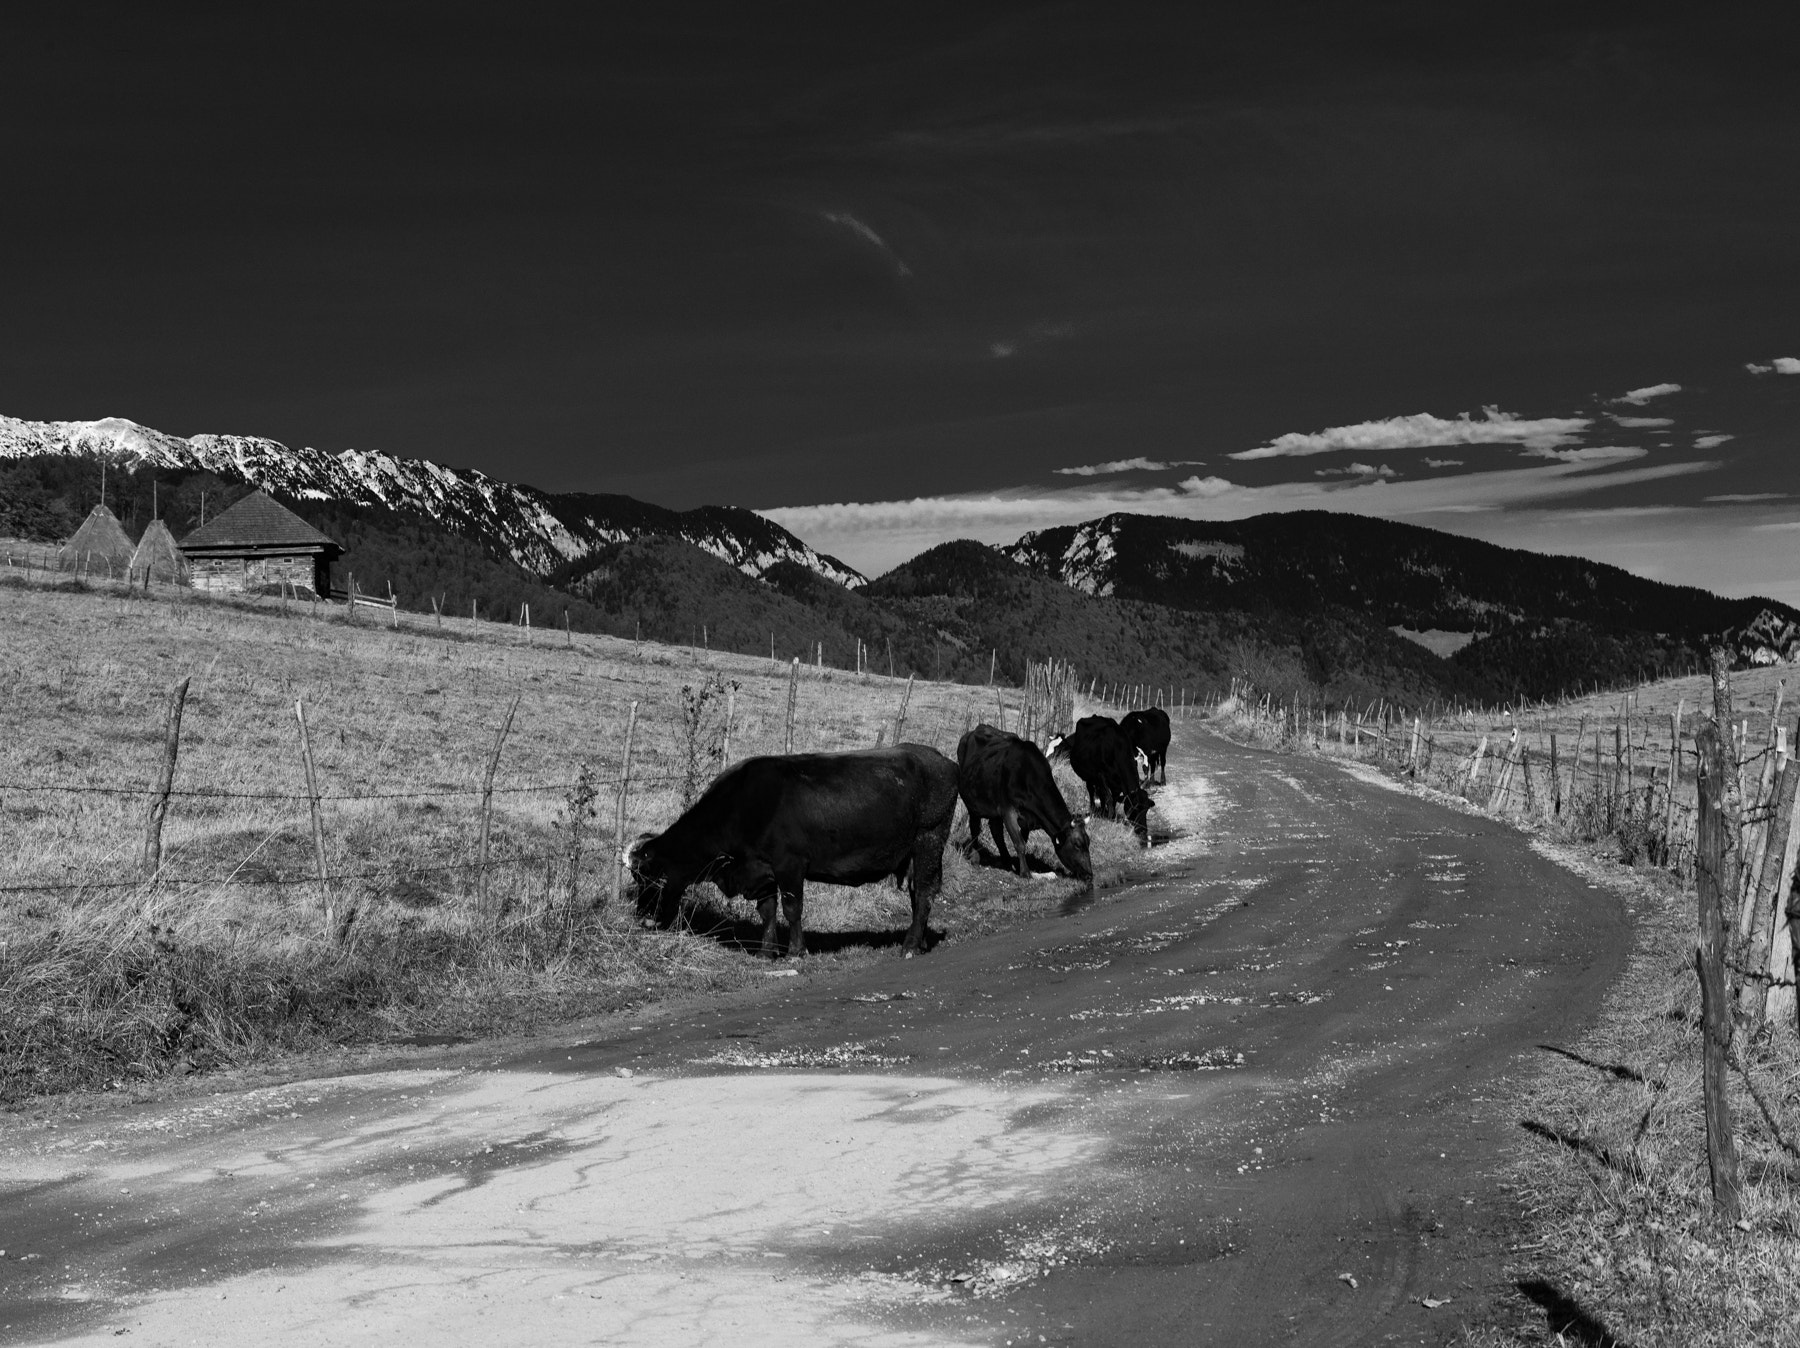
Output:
[626,744,958,959]
[955,724,1093,884]
[1121,707,1172,784]
[1047,716,1154,844]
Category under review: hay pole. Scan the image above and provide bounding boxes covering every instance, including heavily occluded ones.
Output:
[143,676,191,881]
[477,694,522,917]
[294,698,333,934]
[1694,705,1743,1223]
[611,699,638,911]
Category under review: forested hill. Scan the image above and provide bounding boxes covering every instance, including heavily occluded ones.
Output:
[1004,511,1800,699]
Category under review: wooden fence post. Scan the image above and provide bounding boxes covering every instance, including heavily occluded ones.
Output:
[1465,735,1488,795]
[1744,752,1800,1023]
[722,684,735,768]
[895,672,915,744]
[294,698,333,935]
[784,657,800,752]
[611,699,638,911]
[143,676,191,880]
[1550,732,1561,817]
[477,694,522,917]
[1693,715,1743,1222]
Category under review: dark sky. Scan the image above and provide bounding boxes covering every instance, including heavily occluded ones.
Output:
[4,2,1798,589]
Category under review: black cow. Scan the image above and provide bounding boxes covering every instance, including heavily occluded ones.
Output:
[956,724,1093,884]
[1120,707,1171,784]
[1047,716,1153,843]
[626,744,958,959]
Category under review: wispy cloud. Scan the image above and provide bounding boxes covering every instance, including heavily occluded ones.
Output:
[1609,414,1674,428]
[1614,382,1681,405]
[1520,444,1646,465]
[1229,407,1588,460]
[820,211,912,278]
[1707,493,1786,502]
[990,321,1076,360]
[1314,462,1395,479]
[1694,433,1735,449]
[1054,456,1204,477]
[1746,357,1800,375]
[1423,457,1463,468]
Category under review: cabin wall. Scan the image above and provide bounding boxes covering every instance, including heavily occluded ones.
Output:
[188,551,325,596]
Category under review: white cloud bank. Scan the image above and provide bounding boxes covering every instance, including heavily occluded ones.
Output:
[1745,356,1800,375]
[1228,407,1589,460]
[1614,383,1682,405]
[1054,456,1204,476]
[764,452,1714,577]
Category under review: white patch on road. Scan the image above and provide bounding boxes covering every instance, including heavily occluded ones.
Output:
[1152,771,1223,860]
[43,1069,1104,1348]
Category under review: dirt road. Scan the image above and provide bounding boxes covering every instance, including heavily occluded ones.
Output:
[1,728,1630,1346]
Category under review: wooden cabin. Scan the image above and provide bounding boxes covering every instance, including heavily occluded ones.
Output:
[179,490,342,596]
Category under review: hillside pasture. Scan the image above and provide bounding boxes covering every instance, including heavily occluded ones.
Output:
[0,569,1159,1102]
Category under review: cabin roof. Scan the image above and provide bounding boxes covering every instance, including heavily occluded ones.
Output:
[180,490,340,553]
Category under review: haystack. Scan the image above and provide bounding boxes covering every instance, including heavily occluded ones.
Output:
[129,518,191,585]
[55,504,136,576]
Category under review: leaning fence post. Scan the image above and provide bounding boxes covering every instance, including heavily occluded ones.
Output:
[143,676,191,880]
[1694,715,1743,1222]
[611,699,638,911]
[721,683,736,768]
[294,698,333,935]
[477,694,521,917]
[784,657,800,752]
[894,672,915,743]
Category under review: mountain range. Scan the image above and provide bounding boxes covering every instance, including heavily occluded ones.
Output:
[0,414,863,588]
[5,412,1797,709]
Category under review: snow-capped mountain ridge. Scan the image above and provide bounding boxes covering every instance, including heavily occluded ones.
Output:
[0,413,864,588]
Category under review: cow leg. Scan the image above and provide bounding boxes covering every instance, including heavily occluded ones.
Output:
[753,886,781,958]
[987,816,1015,868]
[780,872,807,958]
[742,862,784,958]
[904,823,950,958]
[1002,809,1031,877]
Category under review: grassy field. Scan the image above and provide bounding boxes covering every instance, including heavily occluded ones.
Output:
[1214,678,1800,1346]
[0,569,1162,1104]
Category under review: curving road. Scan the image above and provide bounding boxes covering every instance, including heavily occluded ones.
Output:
[1,726,1630,1347]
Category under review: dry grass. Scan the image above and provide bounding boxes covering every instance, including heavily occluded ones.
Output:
[0,569,1174,1103]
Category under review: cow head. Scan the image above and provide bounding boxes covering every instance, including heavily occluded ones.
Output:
[1045,733,1067,760]
[1134,747,1150,783]
[1052,815,1094,885]
[624,831,677,923]
[1120,788,1154,846]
